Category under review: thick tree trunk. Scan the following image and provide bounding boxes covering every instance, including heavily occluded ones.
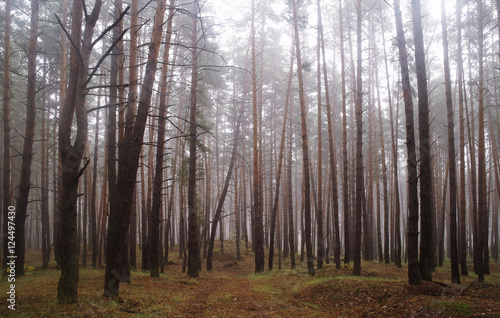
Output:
[394,0,421,285]
[187,0,201,278]
[58,0,103,303]
[411,0,434,282]
[251,0,265,273]
[104,0,167,298]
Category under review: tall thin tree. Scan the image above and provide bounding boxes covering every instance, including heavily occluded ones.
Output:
[394,0,421,285]
[292,0,315,276]
[440,0,460,284]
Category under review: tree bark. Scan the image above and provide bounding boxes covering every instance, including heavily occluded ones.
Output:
[207,108,244,271]
[353,0,365,277]
[410,0,434,282]
[104,0,166,297]
[58,0,103,303]
[339,0,350,265]
[187,0,201,278]
[268,42,293,271]
[456,0,468,276]
[394,0,421,284]
[292,0,314,276]
[251,0,265,273]
[15,0,39,278]
[440,0,460,284]
[2,0,12,274]
[150,0,176,278]
[476,0,487,282]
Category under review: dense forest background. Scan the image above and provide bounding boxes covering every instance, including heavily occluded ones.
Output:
[0,0,499,306]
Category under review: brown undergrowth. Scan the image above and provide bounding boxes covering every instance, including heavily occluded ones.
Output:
[1,243,499,317]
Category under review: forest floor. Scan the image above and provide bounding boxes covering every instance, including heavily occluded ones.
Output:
[1,242,500,317]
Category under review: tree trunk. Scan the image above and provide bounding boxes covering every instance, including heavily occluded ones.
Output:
[456,0,468,276]
[187,0,201,278]
[2,0,12,273]
[476,0,487,282]
[58,0,103,303]
[268,42,293,271]
[353,0,365,277]
[411,0,434,282]
[104,0,167,298]
[251,0,265,273]
[339,0,350,265]
[440,0,460,284]
[41,76,50,269]
[315,0,325,270]
[15,0,39,278]
[207,109,244,271]
[292,0,314,277]
[394,0,421,285]
[150,0,176,278]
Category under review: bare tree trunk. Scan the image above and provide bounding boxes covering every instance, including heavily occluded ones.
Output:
[292,0,314,277]
[315,0,325,270]
[2,0,12,273]
[410,0,434,282]
[440,0,460,284]
[187,0,201,277]
[339,0,350,265]
[353,0,365,277]
[394,0,421,285]
[251,0,265,273]
[476,0,487,282]
[268,42,293,271]
[58,0,104,303]
[456,0,468,276]
[207,109,244,271]
[287,107,296,269]
[104,0,166,298]
[150,0,176,278]
[15,0,39,277]
[41,75,50,269]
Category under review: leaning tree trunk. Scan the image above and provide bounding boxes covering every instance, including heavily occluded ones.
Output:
[104,0,166,298]
[207,108,244,271]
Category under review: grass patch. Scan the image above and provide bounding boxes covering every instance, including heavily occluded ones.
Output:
[434,301,472,316]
